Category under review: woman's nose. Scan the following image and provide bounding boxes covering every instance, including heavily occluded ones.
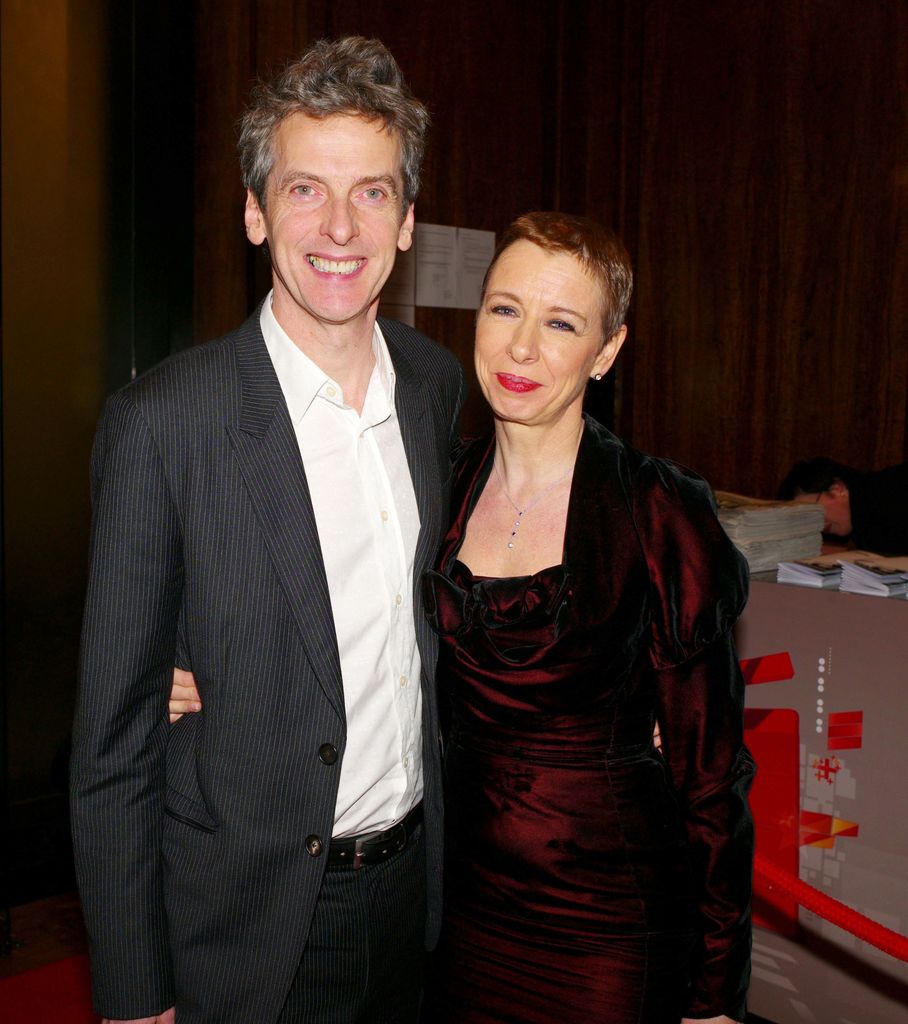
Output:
[508,322,539,362]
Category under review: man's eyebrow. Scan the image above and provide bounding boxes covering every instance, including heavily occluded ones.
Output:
[275,169,324,191]
[352,174,399,195]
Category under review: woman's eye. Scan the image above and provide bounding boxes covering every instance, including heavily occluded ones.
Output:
[490,305,517,317]
[549,319,576,332]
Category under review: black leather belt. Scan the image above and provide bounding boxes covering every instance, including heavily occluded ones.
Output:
[327,803,423,870]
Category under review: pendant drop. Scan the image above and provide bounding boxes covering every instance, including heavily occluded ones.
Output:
[507,511,525,550]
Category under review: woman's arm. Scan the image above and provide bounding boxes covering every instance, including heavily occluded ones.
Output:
[654,638,754,1024]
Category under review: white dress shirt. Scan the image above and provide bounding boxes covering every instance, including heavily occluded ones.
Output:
[260,296,423,837]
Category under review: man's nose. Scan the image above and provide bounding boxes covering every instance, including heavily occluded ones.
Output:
[321,196,358,245]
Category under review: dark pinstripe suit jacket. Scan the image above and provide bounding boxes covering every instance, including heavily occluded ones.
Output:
[70,310,466,1023]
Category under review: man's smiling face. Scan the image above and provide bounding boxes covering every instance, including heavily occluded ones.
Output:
[244,112,414,336]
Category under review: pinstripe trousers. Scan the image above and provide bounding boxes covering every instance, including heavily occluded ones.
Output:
[278,826,427,1023]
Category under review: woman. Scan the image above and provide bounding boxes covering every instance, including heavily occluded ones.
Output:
[171,213,753,1023]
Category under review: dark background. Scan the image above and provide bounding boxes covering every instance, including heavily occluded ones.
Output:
[2,0,906,908]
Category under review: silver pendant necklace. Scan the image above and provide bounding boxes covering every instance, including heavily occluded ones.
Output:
[493,459,573,549]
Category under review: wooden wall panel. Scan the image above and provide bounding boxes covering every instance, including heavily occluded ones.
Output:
[627,0,908,494]
[554,0,646,432]
[194,0,256,340]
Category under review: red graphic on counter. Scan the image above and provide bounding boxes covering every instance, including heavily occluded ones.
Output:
[799,811,859,848]
[740,651,795,685]
[827,710,863,751]
[745,707,800,936]
[811,755,842,783]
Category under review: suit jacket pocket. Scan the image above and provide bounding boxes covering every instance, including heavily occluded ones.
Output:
[165,705,218,832]
[164,788,218,833]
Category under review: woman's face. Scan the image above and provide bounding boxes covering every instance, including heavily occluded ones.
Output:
[475,240,626,430]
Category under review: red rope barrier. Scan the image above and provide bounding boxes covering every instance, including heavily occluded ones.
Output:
[754,851,908,962]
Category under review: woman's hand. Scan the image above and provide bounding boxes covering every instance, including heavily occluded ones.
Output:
[169,667,202,723]
[104,1010,174,1024]
[681,1017,739,1023]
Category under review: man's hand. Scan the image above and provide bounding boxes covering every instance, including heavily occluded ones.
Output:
[169,667,202,723]
[104,1009,175,1024]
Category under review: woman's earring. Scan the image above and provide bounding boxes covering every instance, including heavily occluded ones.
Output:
[592,373,603,381]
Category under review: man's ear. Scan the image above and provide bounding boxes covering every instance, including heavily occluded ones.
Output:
[244,189,267,245]
[398,203,415,252]
[829,480,850,497]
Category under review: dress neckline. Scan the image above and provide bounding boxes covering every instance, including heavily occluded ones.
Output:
[452,557,566,584]
[449,423,591,578]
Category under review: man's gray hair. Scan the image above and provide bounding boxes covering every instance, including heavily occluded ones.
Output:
[238,36,429,213]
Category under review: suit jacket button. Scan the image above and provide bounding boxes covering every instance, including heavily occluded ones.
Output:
[305,835,324,857]
[318,743,338,765]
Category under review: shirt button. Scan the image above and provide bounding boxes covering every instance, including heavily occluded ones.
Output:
[399,675,408,688]
[326,385,337,398]
[318,743,338,765]
[403,756,410,769]
[305,835,324,857]
[381,510,389,522]
[395,594,402,606]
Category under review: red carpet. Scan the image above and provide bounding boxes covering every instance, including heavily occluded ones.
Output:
[0,954,100,1024]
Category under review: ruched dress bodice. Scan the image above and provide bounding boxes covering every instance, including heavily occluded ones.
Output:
[422,418,754,1024]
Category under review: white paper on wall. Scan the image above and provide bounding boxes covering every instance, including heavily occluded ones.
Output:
[456,227,496,310]
[414,223,458,308]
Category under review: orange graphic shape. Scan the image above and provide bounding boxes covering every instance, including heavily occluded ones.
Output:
[799,811,859,848]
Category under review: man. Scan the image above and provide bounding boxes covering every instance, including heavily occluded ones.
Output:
[779,457,908,554]
[71,37,465,1024]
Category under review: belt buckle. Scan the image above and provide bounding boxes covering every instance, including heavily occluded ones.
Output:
[353,835,368,870]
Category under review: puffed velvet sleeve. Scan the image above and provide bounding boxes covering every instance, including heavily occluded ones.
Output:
[634,457,754,1022]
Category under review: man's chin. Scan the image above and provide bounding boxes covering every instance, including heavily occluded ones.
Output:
[276,295,380,332]
[306,293,382,327]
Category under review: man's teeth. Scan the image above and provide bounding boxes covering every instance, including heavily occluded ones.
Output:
[308,255,364,274]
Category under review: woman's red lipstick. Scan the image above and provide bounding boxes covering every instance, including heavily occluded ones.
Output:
[496,373,541,393]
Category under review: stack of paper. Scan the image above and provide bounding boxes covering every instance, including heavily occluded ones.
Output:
[716,492,825,573]
[777,550,908,595]
[839,555,908,598]
[777,559,843,588]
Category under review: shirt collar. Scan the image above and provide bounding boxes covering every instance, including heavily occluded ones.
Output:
[259,291,396,424]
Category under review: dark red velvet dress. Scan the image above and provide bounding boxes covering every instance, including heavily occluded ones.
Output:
[423,417,754,1023]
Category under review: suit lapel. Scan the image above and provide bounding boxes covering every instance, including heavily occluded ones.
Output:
[226,317,345,718]
[382,320,438,579]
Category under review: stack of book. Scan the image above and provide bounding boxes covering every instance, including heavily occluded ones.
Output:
[776,551,908,596]
[777,558,843,588]
[840,557,908,597]
[715,492,825,573]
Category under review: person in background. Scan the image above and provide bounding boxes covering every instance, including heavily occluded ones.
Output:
[778,457,908,554]
[174,211,754,1023]
[71,37,464,1024]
